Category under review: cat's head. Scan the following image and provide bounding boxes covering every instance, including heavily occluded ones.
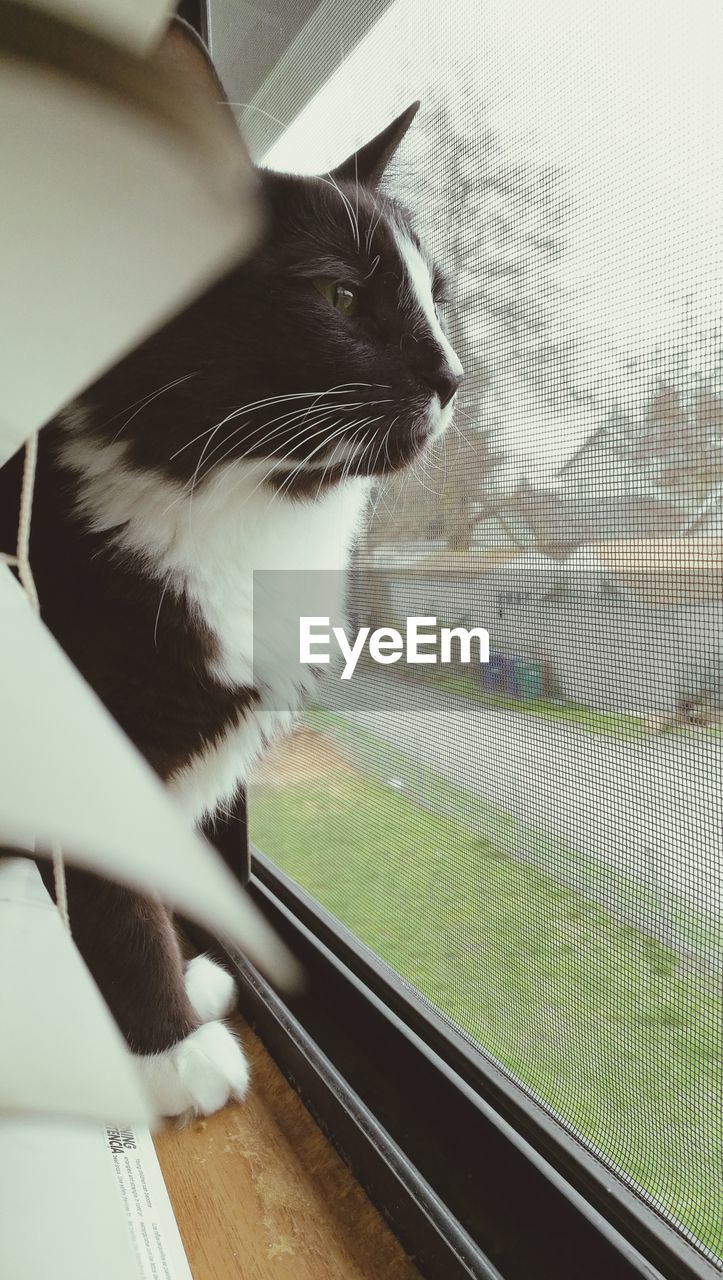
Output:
[75,19,463,500]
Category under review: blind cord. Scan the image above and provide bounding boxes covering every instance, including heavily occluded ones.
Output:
[3,435,71,932]
[16,432,41,614]
[52,844,70,933]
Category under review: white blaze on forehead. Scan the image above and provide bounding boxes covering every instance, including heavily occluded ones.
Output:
[393,229,464,382]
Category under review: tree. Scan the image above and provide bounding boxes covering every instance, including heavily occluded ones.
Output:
[366,82,580,553]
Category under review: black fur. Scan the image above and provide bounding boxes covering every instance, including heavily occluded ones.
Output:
[65,170,456,496]
[1,21,461,1071]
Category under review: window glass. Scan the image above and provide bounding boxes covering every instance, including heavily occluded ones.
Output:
[240,0,723,1263]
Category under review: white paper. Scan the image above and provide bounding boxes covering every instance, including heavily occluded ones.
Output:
[0,568,299,988]
[102,1123,193,1280]
[0,857,154,1122]
[0,1117,192,1280]
[1,1115,142,1280]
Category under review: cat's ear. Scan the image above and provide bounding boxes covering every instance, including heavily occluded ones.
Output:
[330,102,420,190]
[155,16,236,126]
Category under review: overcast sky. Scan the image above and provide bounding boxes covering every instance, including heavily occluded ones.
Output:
[265,0,723,476]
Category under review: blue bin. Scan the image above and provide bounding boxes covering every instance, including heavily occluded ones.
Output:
[502,655,520,694]
[483,653,519,694]
[517,659,544,699]
[482,651,504,691]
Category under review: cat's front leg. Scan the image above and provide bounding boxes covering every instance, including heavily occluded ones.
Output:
[48,866,250,1118]
[136,951,250,1120]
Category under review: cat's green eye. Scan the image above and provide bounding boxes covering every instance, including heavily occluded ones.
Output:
[313,278,359,315]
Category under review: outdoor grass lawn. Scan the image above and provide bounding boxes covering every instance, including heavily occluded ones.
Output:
[250,744,723,1259]
[413,663,722,741]
[425,667,650,739]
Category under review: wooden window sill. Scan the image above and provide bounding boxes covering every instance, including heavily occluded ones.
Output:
[155,1014,422,1280]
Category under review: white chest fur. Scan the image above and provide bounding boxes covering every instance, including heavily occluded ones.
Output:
[60,428,370,822]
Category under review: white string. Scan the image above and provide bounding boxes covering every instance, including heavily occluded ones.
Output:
[16,433,40,614]
[52,844,71,933]
[5,434,71,932]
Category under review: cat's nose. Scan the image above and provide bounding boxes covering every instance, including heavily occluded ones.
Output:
[423,363,463,408]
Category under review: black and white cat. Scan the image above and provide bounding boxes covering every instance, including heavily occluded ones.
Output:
[0,19,462,1117]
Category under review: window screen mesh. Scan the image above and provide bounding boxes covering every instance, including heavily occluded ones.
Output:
[219,0,723,1264]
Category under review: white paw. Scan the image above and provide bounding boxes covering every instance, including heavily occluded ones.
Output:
[184,954,237,1023]
[136,1021,250,1118]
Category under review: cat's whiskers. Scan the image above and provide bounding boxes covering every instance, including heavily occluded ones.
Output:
[342,430,371,488]
[195,394,393,482]
[451,402,475,421]
[318,173,360,250]
[241,418,356,518]
[408,434,435,498]
[153,576,171,651]
[371,476,394,529]
[172,419,342,555]
[193,402,347,483]
[339,421,377,489]
[384,417,398,470]
[364,186,380,255]
[172,407,348,534]
[376,477,397,533]
[168,393,308,469]
[372,478,396,525]
[354,153,359,253]
[448,419,467,469]
[194,398,381,491]
[411,444,443,500]
[169,384,383,461]
[223,102,289,129]
[178,407,350,549]
[338,433,360,490]
[268,415,384,514]
[107,372,199,442]
[191,391,391,486]
[446,409,476,448]
[209,415,355,514]
[197,406,344,492]
[365,421,396,524]
[278,432,353,506]
[167,384,365,460]
[382,419,395,468]
[355,432,377,483]
[167,386,385,531]
[350,431,374,486]
[366,192,389,256]
[278,415,383,487]
[368,426,397,523]
[313,416,373,499]
[367,421,389,481]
